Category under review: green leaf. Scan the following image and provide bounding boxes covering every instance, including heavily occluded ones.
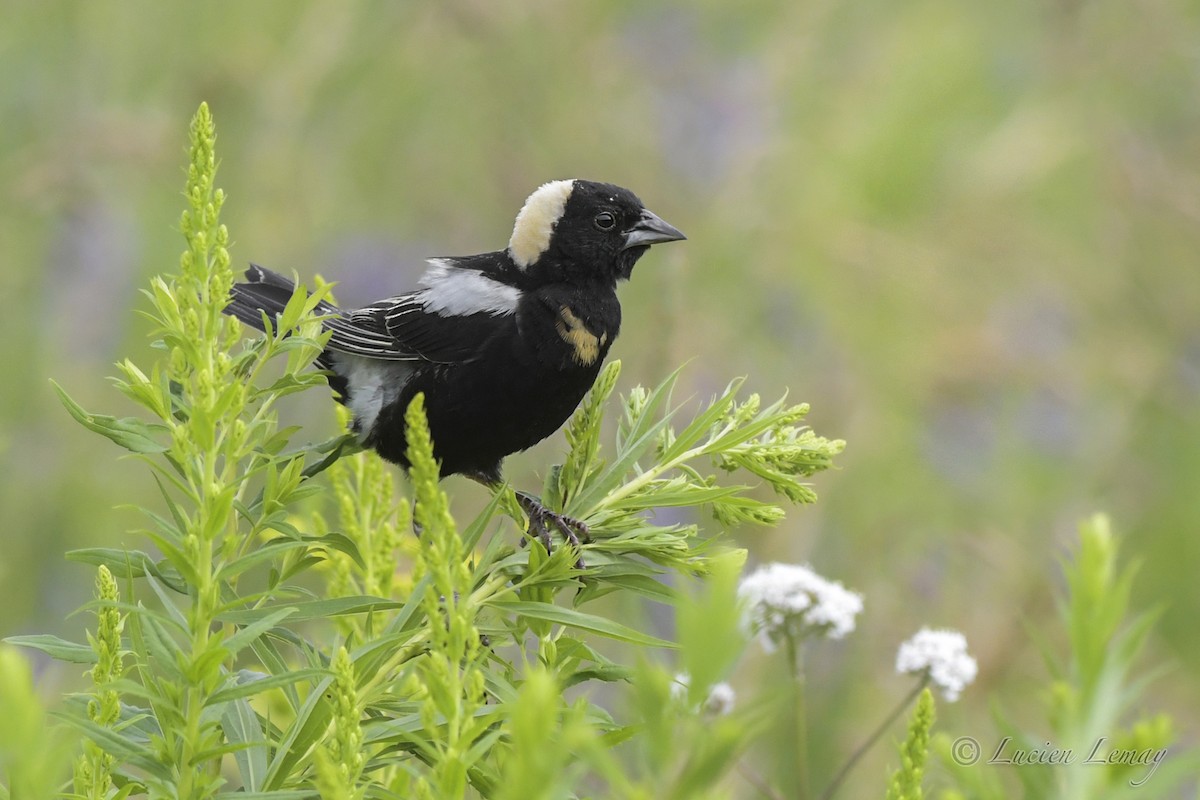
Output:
[559,360,622,505]
[562,375,677,515]
[606,480,746,511]
[276,280,315,334]
[563,664,634,688]
[264,676,335,790]
[248,636,303,712]
[138,526,199,588]
[52,381,169,453]
[337,577,431,682]
[223,607,298,658]
[143,572,189,628]
[137,609,186,683]
[207,668,327,706]
[582,572,676,603]
[149,470,193,537]
[67,547,186,593]
[216,532,364,582]
[462,490,506,552]
[219,596,402,625]
[486,600,672,648]
[52,711,172,781]
[570,408,679,517]
[304,532,366,570]
[221,698,269,792]
[216,539,313,581]
[659,378,742,464]
[463,727,505,771]
[361,705,502,744]
[241,434,363,520]
[620,364,686,451]
[299,433,364,481]
[214,793,317,800]
[4,634,96,665]
[256,371,328,400]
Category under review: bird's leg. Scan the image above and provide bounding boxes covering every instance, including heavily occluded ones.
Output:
[464,471,589,568]
[515,491,590,569]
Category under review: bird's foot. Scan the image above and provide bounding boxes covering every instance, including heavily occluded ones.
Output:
[515,491,589,569]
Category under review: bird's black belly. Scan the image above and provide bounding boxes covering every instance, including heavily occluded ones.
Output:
[368,331,606,481]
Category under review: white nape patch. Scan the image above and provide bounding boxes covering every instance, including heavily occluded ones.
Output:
[419,258,521,316]
[329,352,414,439]
[507,179,575,268]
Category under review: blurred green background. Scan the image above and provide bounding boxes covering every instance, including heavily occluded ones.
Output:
[3,0,1197,795]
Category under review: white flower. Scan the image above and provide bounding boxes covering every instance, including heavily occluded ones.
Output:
[671,672,736,716]
[896,627,978,702]
[704,681,736,716]
[737,562,864,651]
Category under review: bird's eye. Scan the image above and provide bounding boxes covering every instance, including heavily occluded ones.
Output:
[594,212,617,231]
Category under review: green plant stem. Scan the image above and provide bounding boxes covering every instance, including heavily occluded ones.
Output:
[819,678,929,800]
[785,631,809,799]
[579,403,757,516]
[582,441,710,517]
[182,475,232,798]
[737,761,787,800]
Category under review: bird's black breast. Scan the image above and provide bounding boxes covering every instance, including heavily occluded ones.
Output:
[367,283,621,480]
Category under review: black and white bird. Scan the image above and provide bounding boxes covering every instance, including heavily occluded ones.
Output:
[224,179,685,562]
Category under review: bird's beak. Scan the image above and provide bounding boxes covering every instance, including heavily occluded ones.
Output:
[622,209,686,250]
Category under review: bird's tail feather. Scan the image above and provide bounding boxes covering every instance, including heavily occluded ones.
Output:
[225,263,340,333]
[225,264,352,402]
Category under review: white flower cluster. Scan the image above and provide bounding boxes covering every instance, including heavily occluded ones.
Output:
[704,681,737,716]
[896,627,978,701]
[671,672,736,716]
[737,562,864,651]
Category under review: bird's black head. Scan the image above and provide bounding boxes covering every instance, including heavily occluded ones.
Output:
[507,179,685,285]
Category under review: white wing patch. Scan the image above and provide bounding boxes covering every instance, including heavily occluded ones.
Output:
[507,179,575,268]
[329,352,414,439]
[418,258,521,316]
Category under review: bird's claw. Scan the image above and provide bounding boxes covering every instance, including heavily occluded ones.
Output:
[515,491,589,569]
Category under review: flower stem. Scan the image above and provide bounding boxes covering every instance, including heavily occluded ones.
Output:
[736,761,787,800]
[818,678,929,800]
[785,631,809,798]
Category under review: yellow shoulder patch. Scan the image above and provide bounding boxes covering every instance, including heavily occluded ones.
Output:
[556,306,602,366]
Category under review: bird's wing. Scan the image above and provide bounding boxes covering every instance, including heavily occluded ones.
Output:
[320,309,418,361]
[335,257,521,364]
